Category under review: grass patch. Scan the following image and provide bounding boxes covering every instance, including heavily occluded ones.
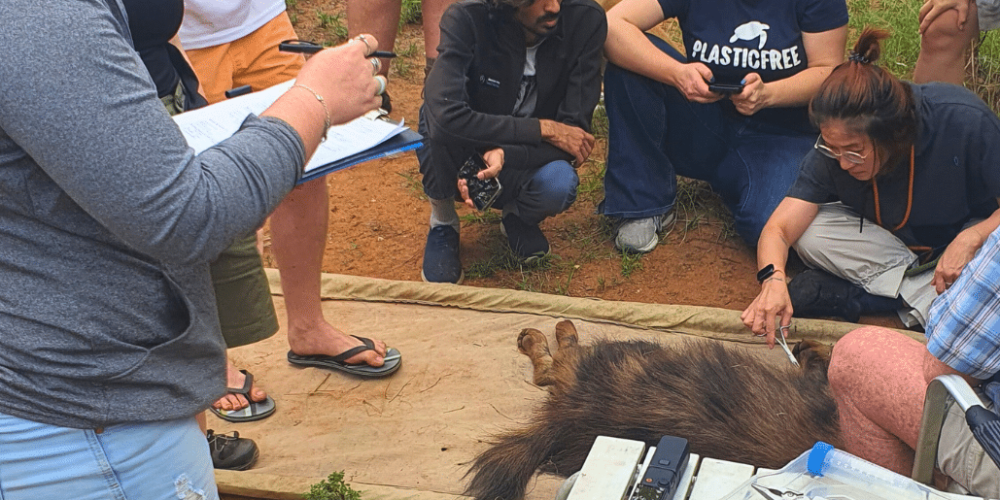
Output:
[303,471,361,500]
[400,0,423,28]
[460,209,502,226]
[673,178,735,241]
[464,233,554,281]
[395,169,427,201]
[317,11,348,42]
[845,0,921,80]
[591,100,608,139]
[576,160,606,204]
[620,251,644,278]
[970,32,1000,112]
[398,41,422,58]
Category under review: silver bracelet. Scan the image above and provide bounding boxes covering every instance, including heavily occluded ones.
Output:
[292,84,330,141]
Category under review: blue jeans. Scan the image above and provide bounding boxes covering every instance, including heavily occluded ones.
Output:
[601,35,814,245]
[499,160,578,225]
[0,412,218,500]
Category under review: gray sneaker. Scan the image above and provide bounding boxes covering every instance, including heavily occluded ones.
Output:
[614,211,676,253]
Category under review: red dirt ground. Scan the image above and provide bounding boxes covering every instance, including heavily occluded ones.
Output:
[263,0,905,326]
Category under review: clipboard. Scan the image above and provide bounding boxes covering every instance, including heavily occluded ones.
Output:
[298,125,423,184]
[172,80,423,184]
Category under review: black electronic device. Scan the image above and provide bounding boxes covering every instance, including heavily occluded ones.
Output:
[458,154,502,211]
[756,263,776,284]
[629,436,690,500]
[708,82,745,95]
[279,39,397,58]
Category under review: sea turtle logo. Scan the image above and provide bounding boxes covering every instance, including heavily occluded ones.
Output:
[730,21,770,50]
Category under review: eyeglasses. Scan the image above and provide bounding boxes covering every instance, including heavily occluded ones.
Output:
[814,135,869,164]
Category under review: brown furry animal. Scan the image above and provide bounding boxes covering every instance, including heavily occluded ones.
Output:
[464,320,842,500]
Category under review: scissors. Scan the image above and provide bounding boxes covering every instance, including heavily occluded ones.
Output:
[776,325,800,368]
[751,483,806,500]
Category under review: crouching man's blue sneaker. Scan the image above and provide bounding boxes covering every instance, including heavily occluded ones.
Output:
[422,225,463,284]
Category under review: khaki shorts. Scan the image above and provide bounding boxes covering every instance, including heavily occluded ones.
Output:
[209,232,279,348]
[183,11,305,105]
[938,395,1000,497]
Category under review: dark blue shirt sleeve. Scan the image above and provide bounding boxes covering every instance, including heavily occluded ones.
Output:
[656,0,689,22]
[797,0,849,33]
[786,150,838,203]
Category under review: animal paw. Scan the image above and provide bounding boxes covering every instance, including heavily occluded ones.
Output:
[793,339,832,372]
[518,328,551,358]
[554,320,579,349]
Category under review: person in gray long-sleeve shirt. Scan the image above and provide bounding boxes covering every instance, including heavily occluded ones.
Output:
[0,0,383,497]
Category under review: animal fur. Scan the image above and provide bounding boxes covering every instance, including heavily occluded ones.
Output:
[464,320,842,500]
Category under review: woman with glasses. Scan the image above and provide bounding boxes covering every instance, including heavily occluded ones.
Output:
[742,27,1000,344]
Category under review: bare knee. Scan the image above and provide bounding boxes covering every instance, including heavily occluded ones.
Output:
[922,9,976,55]
[828,326,894,393]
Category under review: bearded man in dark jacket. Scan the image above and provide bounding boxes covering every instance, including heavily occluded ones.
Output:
[417,0,606,283]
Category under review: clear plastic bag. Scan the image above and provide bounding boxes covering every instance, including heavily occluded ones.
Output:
[718,442,953,500]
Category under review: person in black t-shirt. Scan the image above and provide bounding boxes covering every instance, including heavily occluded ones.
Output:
[742,28,1000,345]
[601,0,848,253]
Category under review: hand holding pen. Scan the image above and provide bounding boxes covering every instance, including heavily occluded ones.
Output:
[279,38,394,96]
[279,39,397,59]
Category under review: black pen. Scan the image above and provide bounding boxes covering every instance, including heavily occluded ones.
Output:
[279,40,396,58]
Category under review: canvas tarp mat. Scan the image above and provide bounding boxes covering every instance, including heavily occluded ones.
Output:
[213,270,918,499]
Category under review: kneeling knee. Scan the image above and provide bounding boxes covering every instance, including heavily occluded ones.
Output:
[922,10,976,53]
[533,161,579,214]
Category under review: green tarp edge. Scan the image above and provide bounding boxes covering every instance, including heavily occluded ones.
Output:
[267,269,922,347]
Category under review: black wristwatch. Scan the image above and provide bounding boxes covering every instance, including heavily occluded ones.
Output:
[756,264,775,284]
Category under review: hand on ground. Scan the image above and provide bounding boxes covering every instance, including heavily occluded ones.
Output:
[539,120,595,165]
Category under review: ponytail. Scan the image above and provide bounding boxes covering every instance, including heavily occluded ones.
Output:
[809,27,916,178]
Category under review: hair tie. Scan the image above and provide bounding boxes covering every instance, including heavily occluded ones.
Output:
[849,51,870,64]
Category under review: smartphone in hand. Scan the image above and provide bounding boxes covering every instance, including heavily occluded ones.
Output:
[458,154,502,211]
[708,82,744,96]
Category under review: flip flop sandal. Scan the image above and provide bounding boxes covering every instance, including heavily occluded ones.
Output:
[287,335,402,378]
[209,370,276,423]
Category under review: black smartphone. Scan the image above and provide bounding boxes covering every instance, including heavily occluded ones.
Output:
[708,82,745,95]
[629,436,690,500]
[458,154,502,211]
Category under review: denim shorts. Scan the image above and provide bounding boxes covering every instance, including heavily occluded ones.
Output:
[0,412,218,500]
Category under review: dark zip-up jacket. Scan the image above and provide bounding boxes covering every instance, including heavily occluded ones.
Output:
[420,0,606,172]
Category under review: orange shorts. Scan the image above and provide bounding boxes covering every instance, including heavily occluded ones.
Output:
[184,11,305,104]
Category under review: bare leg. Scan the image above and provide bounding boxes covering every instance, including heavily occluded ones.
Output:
[827,326,929,475]
[348,0,402,77]
[270,180,387,365]
[421,0,457,59]
[914,1,978,85]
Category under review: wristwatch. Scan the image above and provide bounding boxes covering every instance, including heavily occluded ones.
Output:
[756,264,775,284]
